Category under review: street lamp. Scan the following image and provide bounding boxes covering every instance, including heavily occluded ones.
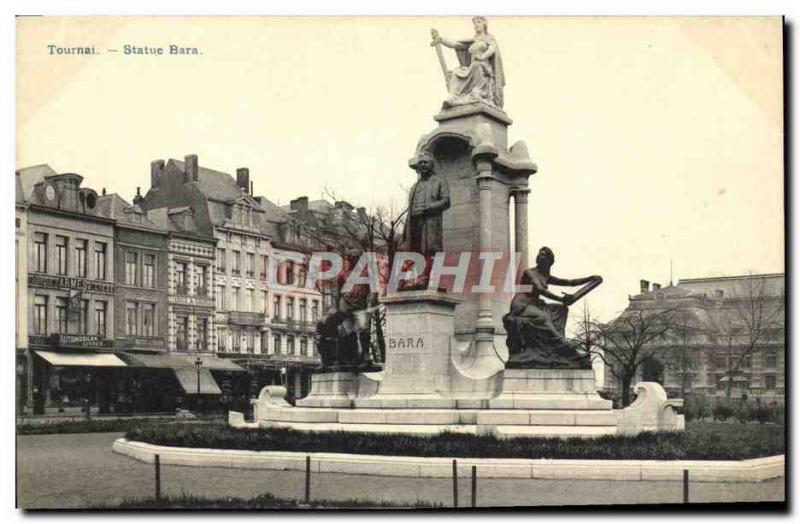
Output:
[194,357,203,396]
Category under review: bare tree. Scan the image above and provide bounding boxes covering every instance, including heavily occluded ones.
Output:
[580,307,677,407]
[667,307,703,399]
[282,187,409,365]
[705,275,784,399]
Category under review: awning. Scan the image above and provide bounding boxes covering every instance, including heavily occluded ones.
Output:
[173,367,222,395]
[35,350,127,368]
[121,352,245,372]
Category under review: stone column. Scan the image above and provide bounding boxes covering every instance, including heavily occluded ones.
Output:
[512,188,530,269]
[474,157,497,340]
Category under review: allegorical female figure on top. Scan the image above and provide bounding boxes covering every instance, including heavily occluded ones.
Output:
[431,16,506,109]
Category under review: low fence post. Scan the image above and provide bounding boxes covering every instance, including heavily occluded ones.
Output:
[683,469,689,503]
[471,465,477,507]
[452,459,458,508]
[154,454,161,503]
[305,456,311,504]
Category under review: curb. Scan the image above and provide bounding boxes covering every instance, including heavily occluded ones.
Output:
[113,438,784,482]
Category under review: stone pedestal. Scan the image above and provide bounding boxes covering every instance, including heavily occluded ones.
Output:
[489,369,613,410]
[295,372,381,408]
[353,290,460,409]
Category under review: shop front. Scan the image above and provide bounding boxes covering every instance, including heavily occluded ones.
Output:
[29,334,123,416]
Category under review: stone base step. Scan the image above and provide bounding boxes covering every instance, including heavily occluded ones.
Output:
[262,406,622,428]
[261,420,618,439]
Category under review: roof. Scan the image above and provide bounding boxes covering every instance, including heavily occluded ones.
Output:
[96,193,164,231]
[170,159,243,202]
[280,199,334,214]
[16,164,57,203]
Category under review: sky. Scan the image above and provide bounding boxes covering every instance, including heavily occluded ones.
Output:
[16,16,784,323]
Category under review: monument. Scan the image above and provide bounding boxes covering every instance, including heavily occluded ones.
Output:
[253,17,684,437]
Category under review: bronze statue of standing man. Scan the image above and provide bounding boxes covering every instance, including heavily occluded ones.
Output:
[403,152,450,256]
[401,152,450,288]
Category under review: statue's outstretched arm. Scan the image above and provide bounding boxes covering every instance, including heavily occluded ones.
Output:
[433,33,468,50]
[550,275,600,287]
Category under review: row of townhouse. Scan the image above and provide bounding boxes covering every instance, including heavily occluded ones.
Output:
[15,156,326,416]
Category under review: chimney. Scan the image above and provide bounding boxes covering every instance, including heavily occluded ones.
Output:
[640,279,650,294]
[250,181,254,195]
[101,187,106,196]
[236,168,250,194]
[151,159,165,188]
[184,154,199,182]
[357,206,366,216]
[133,186,143,205]
[290,196,309,212]
[652,283,661,291]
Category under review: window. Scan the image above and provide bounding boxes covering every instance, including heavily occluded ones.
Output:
[742,354,753,369]
[261,291,268,314]
[94,243,107,280]
[216,285,226,310]
[218,329,228,352]
[33,295,48,335]
[261,332,269,354]
[142,304,155,337]
[299,299,307,323]
[176,316,188,350]
[232,287,240,311]
[94,301,107,336]
[298,266,307,288]
[79,299,89,334]
[176,262,187,294]
[143,254,155,288]
[125,252,138,286]
[216,248,226,272]
[246,331,255,353]
[231,250,241,275]
[55,236,69,275]
[764,349,778,368]
[75,239,87,277]
[284,261,295,285]
[53,297,67,333]
[197,318,207,351]
[765,375,777,389]
[196,266,207,296]
[246,253,255,277]
[125,302,138,336]
[243,289,252,312]
[34,233,47,273]
[300,337,308,356]
[273,334,282,354]
[287,335,295,355]
[311,300,319,323]
[286,297,294,321]
[273,295,282,320]
[260,255,268,279]
[231,329,241,352]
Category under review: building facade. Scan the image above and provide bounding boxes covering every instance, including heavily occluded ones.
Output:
[603,273,785,403]
[141,155,322,401]
[17,166,119,415]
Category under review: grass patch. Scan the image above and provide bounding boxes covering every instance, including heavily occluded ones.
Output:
[125,421,784,461]
[95,493,442,509]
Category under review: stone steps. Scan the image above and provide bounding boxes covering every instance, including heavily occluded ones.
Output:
[263,406,622,429]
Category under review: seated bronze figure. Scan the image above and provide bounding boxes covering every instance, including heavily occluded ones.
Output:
[503,246,602,369]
